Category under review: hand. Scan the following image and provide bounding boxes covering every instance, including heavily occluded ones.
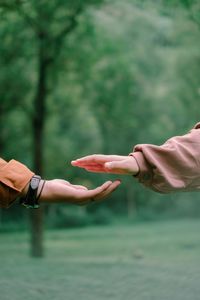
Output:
[71,154,139,175]
[39,179,121,205]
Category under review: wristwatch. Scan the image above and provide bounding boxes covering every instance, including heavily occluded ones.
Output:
[20,175,41,208]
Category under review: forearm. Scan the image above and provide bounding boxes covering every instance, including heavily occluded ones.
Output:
[131,123,200,193]
[0,158,34,208]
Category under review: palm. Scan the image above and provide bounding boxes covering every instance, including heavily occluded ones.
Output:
[42,179,121,205]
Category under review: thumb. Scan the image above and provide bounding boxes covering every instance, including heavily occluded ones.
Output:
[105,161,125,171]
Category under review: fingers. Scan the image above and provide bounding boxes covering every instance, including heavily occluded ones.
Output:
[104,161,129,174]
[71,154,125,167]
[94,180,121,202]
[84,167,108,173]
[83,180,114,198]
[74,163,105,170]
[71,154,129,175]
[75,180,121,205]
[74,161,129,175]
[71,154,107,166]
[41,179,121,205]
[83,167,122,174]
[105,157,139,175]
[77,182,121,205]
[77,159,135,175]
[73,157,138,175]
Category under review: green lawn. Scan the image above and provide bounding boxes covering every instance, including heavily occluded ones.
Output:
[1,219,200,300]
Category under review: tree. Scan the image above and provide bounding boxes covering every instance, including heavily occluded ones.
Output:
[0,0,200,236]
[0,0,104,257]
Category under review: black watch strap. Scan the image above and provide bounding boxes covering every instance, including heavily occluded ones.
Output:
[20,175,41,208]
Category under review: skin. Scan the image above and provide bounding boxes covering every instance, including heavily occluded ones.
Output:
[71,154,139,176]
[22,178,121,206]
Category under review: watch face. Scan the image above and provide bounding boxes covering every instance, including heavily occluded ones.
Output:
[31,176,41,190]
[20,175,41,209]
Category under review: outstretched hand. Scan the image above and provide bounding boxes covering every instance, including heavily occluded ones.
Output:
[71,154,139,176]
[40,179,121,205]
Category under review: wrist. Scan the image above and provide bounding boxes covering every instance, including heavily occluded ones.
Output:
[37,180,51,202]
[21,182,29,197]
[21,178,45,198]
[128,155,140,175]
[20,175,43,208]
[36,179,46,201]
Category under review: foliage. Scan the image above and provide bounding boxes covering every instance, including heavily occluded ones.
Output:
[0,0,200,225]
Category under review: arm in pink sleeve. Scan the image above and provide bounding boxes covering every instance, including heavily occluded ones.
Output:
[130,123,200,193]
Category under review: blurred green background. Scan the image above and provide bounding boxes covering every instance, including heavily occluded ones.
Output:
[1,0,200,227]
[0,0,200,298]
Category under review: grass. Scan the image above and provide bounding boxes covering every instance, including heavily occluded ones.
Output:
[1,219,200,300]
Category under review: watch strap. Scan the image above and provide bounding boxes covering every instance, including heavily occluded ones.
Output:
[20,175,41,208]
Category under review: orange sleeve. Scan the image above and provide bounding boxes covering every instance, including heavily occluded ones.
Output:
[0,158,34,208]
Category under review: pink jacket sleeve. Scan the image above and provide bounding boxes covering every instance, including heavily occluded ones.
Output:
[130,123,200,193]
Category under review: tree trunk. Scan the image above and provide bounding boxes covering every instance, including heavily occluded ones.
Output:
[0,106,4,229]
[0,105,4,155]
[30,43,48,257]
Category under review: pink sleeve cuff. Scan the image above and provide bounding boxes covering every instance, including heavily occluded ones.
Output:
[129,123,200,193]
[129,152,158,191]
